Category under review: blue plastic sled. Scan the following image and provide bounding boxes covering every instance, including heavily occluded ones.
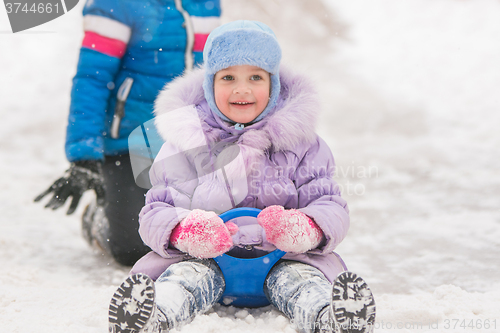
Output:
[214,207,286,308]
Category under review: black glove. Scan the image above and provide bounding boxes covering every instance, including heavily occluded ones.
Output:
[34,160,106,215]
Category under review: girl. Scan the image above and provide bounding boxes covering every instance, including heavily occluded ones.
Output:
[108,20,376,333]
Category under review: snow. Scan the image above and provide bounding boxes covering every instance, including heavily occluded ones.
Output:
[1,0,499,332]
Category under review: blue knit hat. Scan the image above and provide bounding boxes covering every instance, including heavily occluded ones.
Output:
[203,20,282,126]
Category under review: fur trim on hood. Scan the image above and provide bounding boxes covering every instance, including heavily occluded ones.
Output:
[154,65,320,156]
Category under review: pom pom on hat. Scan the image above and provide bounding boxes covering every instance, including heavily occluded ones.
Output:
[203,20,282,124]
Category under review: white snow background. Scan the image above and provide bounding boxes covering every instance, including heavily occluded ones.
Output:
[1,0,499,332]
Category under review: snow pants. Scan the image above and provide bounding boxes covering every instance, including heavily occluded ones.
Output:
[154,259,332,333]
[87,154,150,266]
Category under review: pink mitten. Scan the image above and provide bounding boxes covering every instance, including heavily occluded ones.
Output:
[257,205,323,253]
[170,209,239,258]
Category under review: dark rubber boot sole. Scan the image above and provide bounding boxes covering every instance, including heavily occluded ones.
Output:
[109,274,156,333]
[331,271,376,333]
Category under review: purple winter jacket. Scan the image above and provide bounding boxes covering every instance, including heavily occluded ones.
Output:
[130,66,349,283]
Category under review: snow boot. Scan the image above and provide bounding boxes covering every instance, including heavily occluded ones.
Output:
[81,203,94,245]
[316,272,376,333]
[82,201,110,254]
[109,274,169,333]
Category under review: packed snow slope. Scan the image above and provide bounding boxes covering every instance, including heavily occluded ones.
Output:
[0,0,499,332]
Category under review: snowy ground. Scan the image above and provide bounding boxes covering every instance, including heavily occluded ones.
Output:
[1,1,499,332]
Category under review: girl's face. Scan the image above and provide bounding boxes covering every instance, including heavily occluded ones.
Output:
[214,65,271,124]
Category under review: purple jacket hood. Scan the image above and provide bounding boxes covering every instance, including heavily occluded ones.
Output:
[153,65,319,167]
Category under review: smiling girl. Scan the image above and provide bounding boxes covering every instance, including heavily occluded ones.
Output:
[213,65,271,124]
[108,20,376,333]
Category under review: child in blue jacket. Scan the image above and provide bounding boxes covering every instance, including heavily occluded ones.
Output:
[35,0,221,266]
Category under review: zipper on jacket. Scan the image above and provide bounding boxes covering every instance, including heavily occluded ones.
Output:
[175,0,194,71]
[111,77,134,139]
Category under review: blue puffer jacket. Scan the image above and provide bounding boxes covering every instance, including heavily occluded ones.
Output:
[65,0,221,161]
